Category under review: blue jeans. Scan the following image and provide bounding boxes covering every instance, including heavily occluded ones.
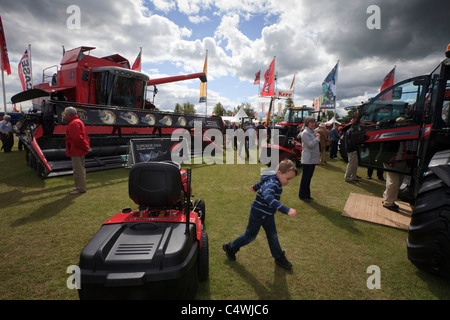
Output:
[230,208,282,259]
[299,164,316,199]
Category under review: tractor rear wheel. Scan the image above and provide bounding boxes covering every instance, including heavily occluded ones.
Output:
[407,171,450,279]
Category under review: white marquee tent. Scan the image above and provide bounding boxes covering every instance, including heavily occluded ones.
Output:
[221,107,249,123]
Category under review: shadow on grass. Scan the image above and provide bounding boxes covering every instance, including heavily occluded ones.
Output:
[7,172,128,227]
[10,191,80,227]
[301,199,364,236]
[223,259,292,300]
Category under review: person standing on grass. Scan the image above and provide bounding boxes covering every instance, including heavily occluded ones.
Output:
[223,160,298,270]
[329,122,340,159]
[298,116,320,201]
[0,115,14,153]
[64,106,91,194]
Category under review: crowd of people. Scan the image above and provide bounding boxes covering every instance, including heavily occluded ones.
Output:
[3,112,403,270]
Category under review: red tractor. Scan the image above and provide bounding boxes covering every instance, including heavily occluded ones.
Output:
[352,45,450,279]
[261,106,314,166]
[12,46,223,177]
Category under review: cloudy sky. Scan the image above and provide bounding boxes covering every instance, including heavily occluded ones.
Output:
[1,0,449,117]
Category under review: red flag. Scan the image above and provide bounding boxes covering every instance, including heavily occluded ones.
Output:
[0,16,11,75]
[379,66,395,101]
[12,104,18,112]
[18,48,33,91]
[132,48,142,71]
[261,59,275,97]
[254,70,260,85]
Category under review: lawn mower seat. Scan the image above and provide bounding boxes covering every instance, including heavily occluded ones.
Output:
[129,162,183,208]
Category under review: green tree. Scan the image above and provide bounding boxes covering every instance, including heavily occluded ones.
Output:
[174,102,196,114]
[213,102,226,116]
[174,103,183,113]
[183,102,196,114]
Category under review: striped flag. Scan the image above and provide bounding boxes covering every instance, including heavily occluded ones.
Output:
[199,52,207,103]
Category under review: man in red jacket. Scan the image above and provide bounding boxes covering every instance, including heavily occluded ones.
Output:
[64,106,91,194]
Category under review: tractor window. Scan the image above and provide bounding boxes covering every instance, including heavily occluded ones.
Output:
[360,77,424,128]
[284,109,291,122]
[442,81,450,125]
[357,77,427,175]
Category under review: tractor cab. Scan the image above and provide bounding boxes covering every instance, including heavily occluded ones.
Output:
[354,75,429,176]
[276,107,315,137]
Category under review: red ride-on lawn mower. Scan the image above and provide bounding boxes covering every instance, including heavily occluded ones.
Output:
[77,161,208,299]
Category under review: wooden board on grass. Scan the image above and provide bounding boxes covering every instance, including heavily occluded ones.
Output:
[342,192,412,230]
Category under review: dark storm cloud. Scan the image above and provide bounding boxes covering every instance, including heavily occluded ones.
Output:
[314,0,449,61]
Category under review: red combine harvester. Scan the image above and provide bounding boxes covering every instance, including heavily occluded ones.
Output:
[12,46,223,177]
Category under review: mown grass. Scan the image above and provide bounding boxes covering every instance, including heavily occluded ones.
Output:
[1,142,449,300]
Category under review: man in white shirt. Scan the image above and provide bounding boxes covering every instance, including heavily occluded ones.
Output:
[0,115,14,153]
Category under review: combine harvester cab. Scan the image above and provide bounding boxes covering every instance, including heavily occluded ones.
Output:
[12,47,223,177]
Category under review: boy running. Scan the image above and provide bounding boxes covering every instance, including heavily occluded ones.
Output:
[223,160,298,269]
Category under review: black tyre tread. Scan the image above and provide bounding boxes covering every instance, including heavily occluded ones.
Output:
[198,231,209,282]
[407,172,450,279]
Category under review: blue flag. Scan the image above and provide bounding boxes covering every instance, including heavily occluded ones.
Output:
[321,62,338,109]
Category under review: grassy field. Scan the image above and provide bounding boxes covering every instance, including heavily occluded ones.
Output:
[1,142,449,300]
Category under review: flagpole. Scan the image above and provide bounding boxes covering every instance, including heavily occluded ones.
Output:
[205,50,208,115]
[29,44,33,89]
[272,56,276,128]
[334,60,339,121]
[1,56,6,114]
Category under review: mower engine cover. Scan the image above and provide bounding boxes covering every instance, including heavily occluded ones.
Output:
[78,221,199,299]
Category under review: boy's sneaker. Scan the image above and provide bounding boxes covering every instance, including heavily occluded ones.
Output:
[223,243,236,261]
[275,251,292,270]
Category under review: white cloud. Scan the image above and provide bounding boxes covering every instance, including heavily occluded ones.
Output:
[188,15,210,24]
[1,0,448,116]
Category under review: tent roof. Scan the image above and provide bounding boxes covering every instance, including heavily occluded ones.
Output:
[235,107,248,118]
[326,116,341,125]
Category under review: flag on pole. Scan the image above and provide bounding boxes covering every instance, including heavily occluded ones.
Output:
[199,51,207,103]
[18,47,33,91]
[261,58,275,97]
[132,48,142,71]
[321,62,338,109]
[254,70,260,85]
[290,75,295,90]
[379,66,395,101]
[0,16,11,75]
